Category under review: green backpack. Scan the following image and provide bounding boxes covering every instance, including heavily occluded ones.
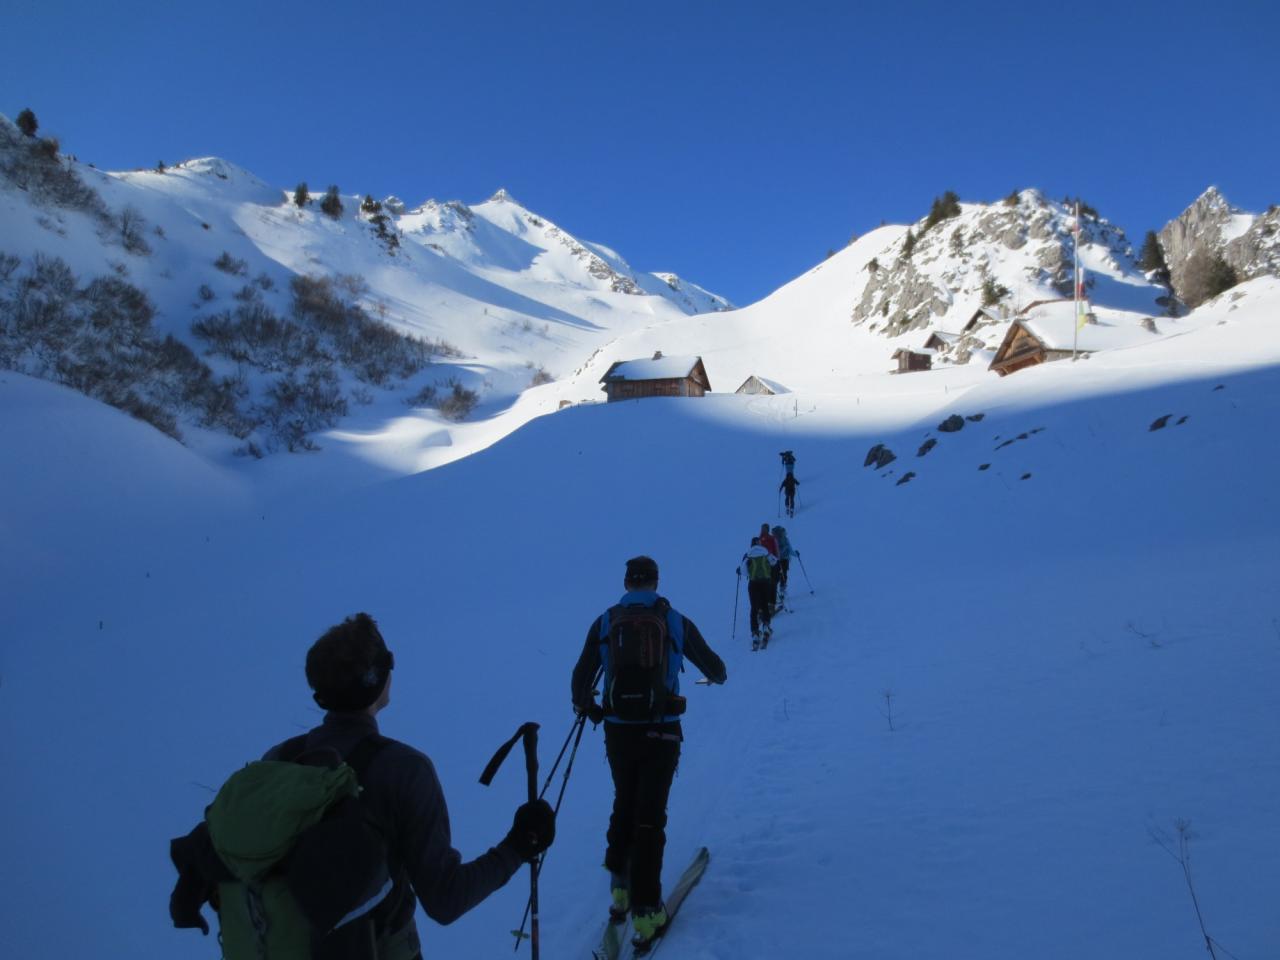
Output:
[746,552,773,581]
[204,736,417,960]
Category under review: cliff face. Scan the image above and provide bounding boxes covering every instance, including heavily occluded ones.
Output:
[1159,188,1280,301]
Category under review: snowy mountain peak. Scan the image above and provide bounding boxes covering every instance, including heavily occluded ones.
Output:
[487,187,517,204]
[851,190,1159,357]
[1159,187,1277,303]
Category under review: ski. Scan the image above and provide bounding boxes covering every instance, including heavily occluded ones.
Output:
[592,915,629,960]
[630,846,711,957]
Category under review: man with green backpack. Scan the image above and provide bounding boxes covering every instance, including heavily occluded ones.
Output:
[170,612,555,959]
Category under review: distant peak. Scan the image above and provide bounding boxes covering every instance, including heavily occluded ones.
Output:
[488,188,519,204]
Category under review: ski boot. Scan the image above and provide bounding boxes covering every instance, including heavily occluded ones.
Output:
[750,630,760,651]
[631,904,668,954]
[609,872,630,924]
[762,624,772,648]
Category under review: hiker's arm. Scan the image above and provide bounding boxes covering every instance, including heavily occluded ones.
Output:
[682,618,727,684]
[400,754,522,925]
[570,617,604,710]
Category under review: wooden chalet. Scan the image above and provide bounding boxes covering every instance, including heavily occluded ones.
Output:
[960,306,1003,335]
[988,299,1096,377]
[735,375,784,396]
[922,331,954,352]
[892,347,933,373]
[599,352,712,402]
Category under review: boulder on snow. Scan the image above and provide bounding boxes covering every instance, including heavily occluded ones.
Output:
[864,443,897,469]
[1150,414,1172,431]
[937,415,965,433]
[917,438,938,457]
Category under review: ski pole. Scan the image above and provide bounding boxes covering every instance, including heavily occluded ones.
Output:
[796,552,815,594]
[777,487,782,518]
[512,713,588,946]
[479,722,542,959]
[731,567,742,640]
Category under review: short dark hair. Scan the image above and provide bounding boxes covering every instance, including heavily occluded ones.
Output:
[624,555,659,587]
[305,612,394,712]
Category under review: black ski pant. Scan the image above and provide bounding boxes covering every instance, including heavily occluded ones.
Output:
[778,558,790,592]
[748,579,773,634]
[604,722,681,909]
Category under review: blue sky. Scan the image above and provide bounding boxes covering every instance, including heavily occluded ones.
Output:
[3,0,1276,305]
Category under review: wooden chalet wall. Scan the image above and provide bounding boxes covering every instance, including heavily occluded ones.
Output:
[893,349,932,373]
[605,377,705,402]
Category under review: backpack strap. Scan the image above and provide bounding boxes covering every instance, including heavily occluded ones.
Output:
[275,733,311,762]
[343,734,391,782]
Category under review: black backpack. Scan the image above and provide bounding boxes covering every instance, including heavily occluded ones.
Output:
[603,600,681,722]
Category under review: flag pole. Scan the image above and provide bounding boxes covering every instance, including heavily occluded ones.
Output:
[1072,201,1080,361]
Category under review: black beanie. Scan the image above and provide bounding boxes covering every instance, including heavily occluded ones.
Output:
[624,555,659,585]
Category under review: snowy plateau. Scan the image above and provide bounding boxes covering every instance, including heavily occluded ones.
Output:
[2,113,1279,959]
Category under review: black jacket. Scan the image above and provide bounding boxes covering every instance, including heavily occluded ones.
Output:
[263,713,522,931]
[170,713,521,948]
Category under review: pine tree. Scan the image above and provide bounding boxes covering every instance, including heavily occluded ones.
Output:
[293,182,310,208]
[922,190,961,233]
[901,229,917,259]
[981,278,1010,307]
[16,108,37,137]
[320,185,343,218]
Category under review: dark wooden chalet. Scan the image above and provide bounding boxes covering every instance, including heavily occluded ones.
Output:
[599,352,712,402]
[892,347,933,373]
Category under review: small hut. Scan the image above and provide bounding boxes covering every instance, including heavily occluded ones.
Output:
[959,306,1004,335]
[735,375,787,396]
[922,331,955,352]
[892,347,934,373]
[599,352,712,402]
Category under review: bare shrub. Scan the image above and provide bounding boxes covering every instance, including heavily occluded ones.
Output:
[1179,250,1239,308]
[0,120,110,220]
[259,368,348,451]
[0,254,224,441]
[119,205,151,255]
[213,251,248,276]
[404,383,438,407]
[192,303,323,372]
[438,378,480,421]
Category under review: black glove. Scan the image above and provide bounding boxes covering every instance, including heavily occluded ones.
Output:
[575,700,605,725]
[502,799,555,863]
[735,566,741,576]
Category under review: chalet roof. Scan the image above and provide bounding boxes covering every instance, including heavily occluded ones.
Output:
[600,354,705,383]
[1016,300,1160,352]
[923,331,959,348]
[735,374,789,394]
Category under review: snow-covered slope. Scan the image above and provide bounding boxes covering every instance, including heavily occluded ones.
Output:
[4,262,1280,959]
[0,114,731,473]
